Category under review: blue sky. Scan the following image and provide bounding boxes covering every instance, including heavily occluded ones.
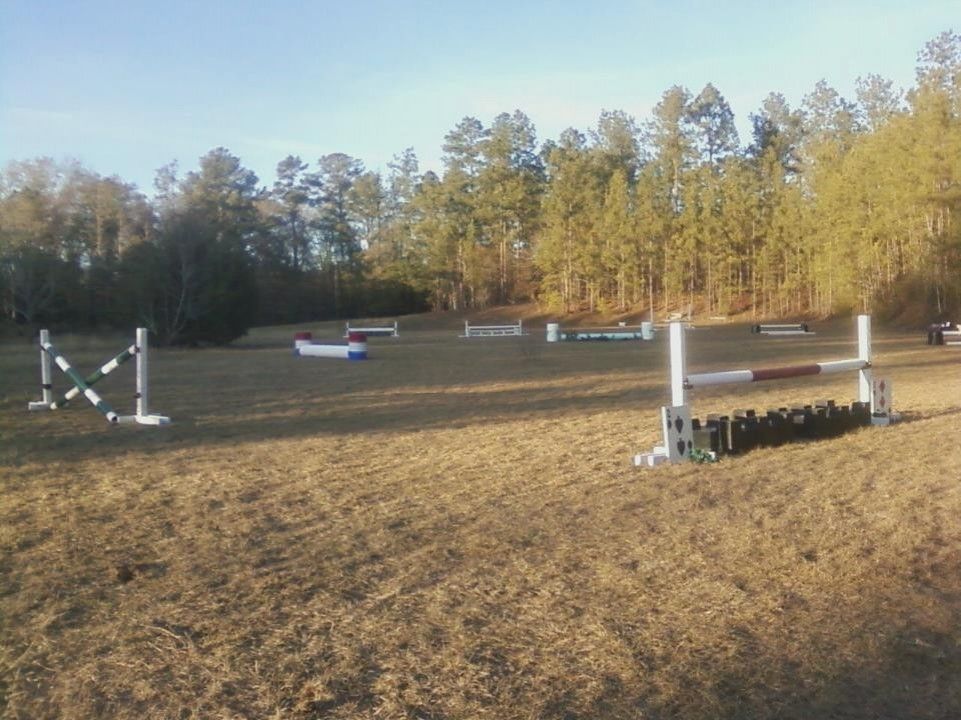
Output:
[1,1,957,194]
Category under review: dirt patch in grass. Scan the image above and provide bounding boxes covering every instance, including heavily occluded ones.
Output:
[2,316,960,719]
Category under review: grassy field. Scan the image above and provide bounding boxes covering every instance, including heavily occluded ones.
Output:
[2,312,961,719]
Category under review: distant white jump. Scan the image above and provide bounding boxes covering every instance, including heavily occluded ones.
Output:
[927,321,961,346]
[461,320,525,337]
[546,321,655,342]
[345,320,398,337]
[751,323,814,336]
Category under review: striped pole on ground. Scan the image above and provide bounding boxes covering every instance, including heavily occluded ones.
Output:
[51,343,137,409]
[40,341,119,423]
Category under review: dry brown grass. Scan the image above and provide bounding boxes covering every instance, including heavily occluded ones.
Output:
[2,314,961,719]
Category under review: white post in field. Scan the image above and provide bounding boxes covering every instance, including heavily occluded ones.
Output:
[669,321,686,408]
[857,315,872,407]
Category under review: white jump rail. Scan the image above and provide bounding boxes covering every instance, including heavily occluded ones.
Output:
[636,315,891,467]
[28,328,170,426]
[345,320,398,337]
[461,320,525,337]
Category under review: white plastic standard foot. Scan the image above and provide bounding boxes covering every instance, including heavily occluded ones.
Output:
[633,450,670,467]
[136,414,171,426]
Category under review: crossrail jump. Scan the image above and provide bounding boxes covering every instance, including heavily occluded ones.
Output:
[28,328,170,425]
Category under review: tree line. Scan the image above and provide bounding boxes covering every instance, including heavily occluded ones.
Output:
[1,31,959,344]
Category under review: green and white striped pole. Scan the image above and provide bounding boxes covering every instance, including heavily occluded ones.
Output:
[51,343,137,409]
[40,340,120,423]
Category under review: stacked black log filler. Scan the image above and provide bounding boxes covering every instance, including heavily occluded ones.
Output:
[690,399,873,457]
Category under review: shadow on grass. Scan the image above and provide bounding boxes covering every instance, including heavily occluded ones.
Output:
[626,623,961,720]
[0,374,655,467]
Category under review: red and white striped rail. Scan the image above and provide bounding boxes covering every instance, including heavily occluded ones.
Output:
[685,359,868,388]
[671,315,873,407]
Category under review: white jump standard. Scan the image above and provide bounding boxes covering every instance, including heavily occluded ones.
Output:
[636,315,895,466]
[28,328,170,425]
[345,320,398,337]
[461,320,525,337]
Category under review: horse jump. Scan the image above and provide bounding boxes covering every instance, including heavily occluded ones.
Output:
[927,322,961,345]
[751,323,814,335]
[345,320,398,337]
[635,315,895,466]
[461,320,524,337]
[28,328,170,425]
[294,332,368,359]
[546,322,655,342]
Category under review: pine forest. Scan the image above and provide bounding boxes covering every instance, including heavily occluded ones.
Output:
[1,31,959,344]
